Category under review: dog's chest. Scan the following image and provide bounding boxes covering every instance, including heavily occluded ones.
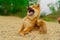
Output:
[24,19,36,27]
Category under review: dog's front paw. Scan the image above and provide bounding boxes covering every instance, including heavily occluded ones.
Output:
[19,32,25,36]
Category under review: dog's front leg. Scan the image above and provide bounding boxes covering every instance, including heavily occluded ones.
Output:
[19,23,25,36]
[23,27,33,34]
[19,26,32,36]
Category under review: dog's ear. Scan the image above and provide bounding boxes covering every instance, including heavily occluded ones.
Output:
[37,4,40,7]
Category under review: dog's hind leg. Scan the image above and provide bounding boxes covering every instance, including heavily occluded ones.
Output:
[36,20,47,34]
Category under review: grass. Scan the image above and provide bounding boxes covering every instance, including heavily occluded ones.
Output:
[41,9,60,22]
[42,17,57,22]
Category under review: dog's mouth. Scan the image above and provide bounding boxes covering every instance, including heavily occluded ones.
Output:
[28,7,35,16]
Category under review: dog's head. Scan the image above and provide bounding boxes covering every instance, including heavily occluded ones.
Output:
[27,4,40,18]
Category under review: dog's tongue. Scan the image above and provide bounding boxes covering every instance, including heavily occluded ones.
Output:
[28,12,34,16]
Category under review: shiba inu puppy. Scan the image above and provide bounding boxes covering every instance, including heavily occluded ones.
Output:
[19,4,47,36]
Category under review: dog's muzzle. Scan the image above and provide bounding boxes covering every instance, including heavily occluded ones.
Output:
[28,7,35,16]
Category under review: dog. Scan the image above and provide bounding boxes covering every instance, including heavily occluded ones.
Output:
[19,4,47,36]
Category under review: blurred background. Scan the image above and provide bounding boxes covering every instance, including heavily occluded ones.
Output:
[0,0,28,17]
[0,0,60,21]
[30,0,60,22]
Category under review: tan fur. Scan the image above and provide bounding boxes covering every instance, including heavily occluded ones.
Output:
[19,4,47,36]
[36,19,47,34]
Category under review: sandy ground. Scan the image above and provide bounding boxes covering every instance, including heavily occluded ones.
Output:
[0,16,60,40]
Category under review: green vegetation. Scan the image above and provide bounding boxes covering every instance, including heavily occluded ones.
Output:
[41,0,60,22]
[0,0,60,22]
[29,0,38,6]
[42,17,56,22]
[0,0,28,18]
[44,9,60,22]
[40,12,46,18]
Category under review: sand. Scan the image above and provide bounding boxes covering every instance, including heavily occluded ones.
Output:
[0,16,60,40]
